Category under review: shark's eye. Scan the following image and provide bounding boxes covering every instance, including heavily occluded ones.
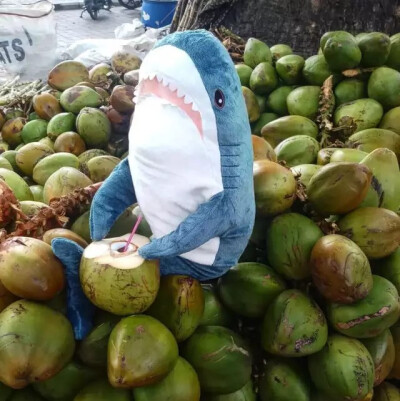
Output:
[214,89,225,109]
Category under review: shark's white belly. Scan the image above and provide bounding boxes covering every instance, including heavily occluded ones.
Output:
[129,96,223,265]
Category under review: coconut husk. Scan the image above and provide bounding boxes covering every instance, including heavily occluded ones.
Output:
[1,182,102,242]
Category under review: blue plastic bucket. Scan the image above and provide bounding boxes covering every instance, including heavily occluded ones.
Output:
[141,0,178,28]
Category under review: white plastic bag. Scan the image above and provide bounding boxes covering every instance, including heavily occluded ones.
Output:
[114,19,145,40]
[0,0,57,79]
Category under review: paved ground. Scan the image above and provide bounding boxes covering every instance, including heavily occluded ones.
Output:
[55,6,141,51]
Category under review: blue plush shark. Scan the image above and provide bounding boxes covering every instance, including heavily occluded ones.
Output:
[52,29,255,339]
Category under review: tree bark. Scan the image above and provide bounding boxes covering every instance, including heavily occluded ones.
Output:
[172,0,400,56]
[224,0,400,56]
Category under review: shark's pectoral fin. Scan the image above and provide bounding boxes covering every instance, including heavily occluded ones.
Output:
[139,191,225,260]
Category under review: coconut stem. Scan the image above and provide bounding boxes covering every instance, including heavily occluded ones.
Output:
[123,214,143,252]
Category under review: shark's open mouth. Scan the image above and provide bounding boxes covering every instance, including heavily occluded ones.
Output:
[134,73,203,137]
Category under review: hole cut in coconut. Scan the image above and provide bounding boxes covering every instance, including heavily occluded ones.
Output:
[111,241,138,254]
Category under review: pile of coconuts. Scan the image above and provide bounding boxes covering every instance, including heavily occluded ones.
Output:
[0,30,399,401]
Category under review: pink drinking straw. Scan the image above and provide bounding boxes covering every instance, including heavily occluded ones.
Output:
[123,213,143,252]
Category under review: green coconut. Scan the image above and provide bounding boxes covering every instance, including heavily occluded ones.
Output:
[328,275,400,338]
[390,321,400,380]
[379,107,400,134]
[182,326,252,395]
[323,33,362,72]
[302,55,334,86]
[338,207,400,259]
[266,86,293,116]
[48,61,89,91]
[32,153,79,186]
[80,234,159,315]
[334,98,383,133]
[249,62,278,95]
[373,248,400,295]
[253,160,296,216]
[74,380,131,401]
[76,108,111,149]
[259,358,310,401]
[201,381,256,401]
[15,142,54,176]
[275,55,305,84]
[360,148,400,213]
[271,44,293,60]
[39,137,55,150]
[218,262,286,318]
[60,87,102,114]
[0,168,33,201]
[1,151,19,173]
[133,357,200,401]
[0,300,75,389]
[274,135,320,167]
[86,155,120,183]
[261,115,318,148]
[199,285,235,328]
[362,329,395,386]
[21,120,48,144]
[29,185,44,202]
[308,334,374,401]
[266,213,324,280]
[78,320,118,369]
[108,315,179,388]
[47,113,76,141]
[368,67,400,109]
[19,200,48,217]
[329,148,368,163]
[286,86,321,120]
[43,167,92,204]
[387,33,400,71]
[334,79,366,106]
[261,289,328,357]
[0,157,12,171]
[307,162,372,216]
[0,236,65,301]
[356,32,391,67]
[310,234,373,304]
[251,113,279,136]
[33,362,98,401]
[147,275,204,342]
[255,95,267,113]
[235,64,253,87]
[71,211,91,244]
[290,164,321,188]
[244,38,272,68]
[347,128,400,158]
[373,382,400,401]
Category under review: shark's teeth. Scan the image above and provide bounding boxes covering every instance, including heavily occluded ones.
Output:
[136,74,201,116]
[177,88,185,98]
[183,94,193,105]
[168,82,177,91]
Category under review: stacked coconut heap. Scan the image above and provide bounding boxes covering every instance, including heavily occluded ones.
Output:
[0,30,399,401]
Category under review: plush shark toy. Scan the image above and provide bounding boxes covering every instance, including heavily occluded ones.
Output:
[52,29,255,339]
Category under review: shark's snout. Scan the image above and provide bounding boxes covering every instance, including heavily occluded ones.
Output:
[133,44,219,140]
[135,73,203,137]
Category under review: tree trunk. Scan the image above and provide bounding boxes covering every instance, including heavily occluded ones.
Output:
[172,0,400,56]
